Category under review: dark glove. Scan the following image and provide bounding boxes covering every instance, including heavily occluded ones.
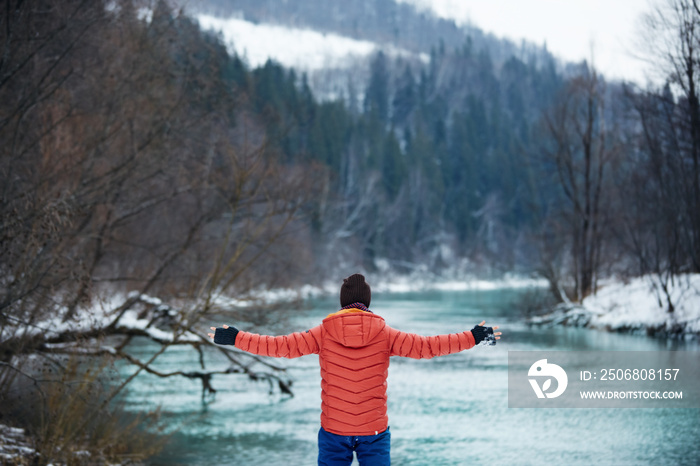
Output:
[214,326,239,345]
[471,324,496,346]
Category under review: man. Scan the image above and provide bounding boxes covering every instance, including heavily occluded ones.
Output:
[209,273,501,465]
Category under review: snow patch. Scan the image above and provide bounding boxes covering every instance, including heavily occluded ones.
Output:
[116,309,199,343]
[529,275,700,338]
[586,275,700,334]
[374,276,546,293]
[0,424,37,462]
[368,267,547,293]
[137,7,153,23]
[196,14,428,71]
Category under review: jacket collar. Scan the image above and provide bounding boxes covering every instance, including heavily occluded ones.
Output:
[341,302,371,312]
[326,302,373,319]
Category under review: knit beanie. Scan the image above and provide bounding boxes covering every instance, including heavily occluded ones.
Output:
[340,274,371,307]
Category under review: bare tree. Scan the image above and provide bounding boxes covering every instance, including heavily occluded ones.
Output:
[1,1,316,461]
[535,67,620,302]
[606,0,700,313]
[640,0,700,272]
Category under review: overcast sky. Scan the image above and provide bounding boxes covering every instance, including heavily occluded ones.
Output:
[397,0,656,84]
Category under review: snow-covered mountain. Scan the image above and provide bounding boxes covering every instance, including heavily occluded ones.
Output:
[195,11,429,101]
[197,14,428,71]
[186,0,556,100]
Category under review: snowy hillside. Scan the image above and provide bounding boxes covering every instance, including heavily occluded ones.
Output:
[197,14,427,71]
[196,13,428,101]
[187,0,556,100]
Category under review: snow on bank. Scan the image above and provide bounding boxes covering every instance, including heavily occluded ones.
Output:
[372,274,547,293]
[228,274,547,305]
[196,14,429,71]
[0,424,37,463]
[2,274,544,342]
[529,275,700,338]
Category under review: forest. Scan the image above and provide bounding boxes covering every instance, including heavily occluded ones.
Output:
[1,0,699,463]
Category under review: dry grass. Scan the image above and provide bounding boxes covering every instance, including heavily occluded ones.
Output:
[1,355,169,465]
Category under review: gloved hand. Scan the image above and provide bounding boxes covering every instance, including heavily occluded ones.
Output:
[209,325,239,345]
[471,324,496,346]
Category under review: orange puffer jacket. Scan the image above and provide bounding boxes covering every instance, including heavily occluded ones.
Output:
[233,308,476,436]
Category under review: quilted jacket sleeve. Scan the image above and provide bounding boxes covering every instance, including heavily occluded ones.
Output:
[235,325,322,358]
[387,326,476,359]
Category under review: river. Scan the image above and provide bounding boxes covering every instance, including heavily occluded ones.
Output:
[119,288,700,465]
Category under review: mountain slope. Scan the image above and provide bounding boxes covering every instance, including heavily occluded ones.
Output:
[188,0,556,72]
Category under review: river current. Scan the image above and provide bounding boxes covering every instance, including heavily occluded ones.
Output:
[119,288,700,465]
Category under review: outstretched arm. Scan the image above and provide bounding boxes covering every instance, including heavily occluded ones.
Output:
[208,324,321,359]
[388,321,501,359]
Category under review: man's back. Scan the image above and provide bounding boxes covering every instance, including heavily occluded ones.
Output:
[318,309,390,436]
[233,304,477,435]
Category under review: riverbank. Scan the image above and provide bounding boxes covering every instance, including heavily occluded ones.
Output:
[236,271,548,305]
[528,274,700,339]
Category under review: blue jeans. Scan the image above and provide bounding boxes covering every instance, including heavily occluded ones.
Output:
[318,427,391,465]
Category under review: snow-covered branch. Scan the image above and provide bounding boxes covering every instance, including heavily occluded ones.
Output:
[1,293,294,400]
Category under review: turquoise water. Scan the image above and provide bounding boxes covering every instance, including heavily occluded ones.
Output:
[120,288,700,465]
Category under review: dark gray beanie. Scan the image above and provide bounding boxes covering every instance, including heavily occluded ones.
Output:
[340,274,371,307]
